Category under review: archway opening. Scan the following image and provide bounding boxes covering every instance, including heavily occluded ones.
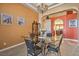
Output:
[54,19,64,40]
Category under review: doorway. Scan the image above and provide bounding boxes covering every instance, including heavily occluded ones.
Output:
[54,19,64,40]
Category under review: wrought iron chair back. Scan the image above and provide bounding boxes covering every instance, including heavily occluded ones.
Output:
[47,34,63,56]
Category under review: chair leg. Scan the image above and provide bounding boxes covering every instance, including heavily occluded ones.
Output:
[27,54,28,56]
[42,52,43,55]
[46,50,51,56]
[27,52,29,56]
[45,49,49,56]
[53,52,57,56]
[57,50,61,56]
[26,47,28,56]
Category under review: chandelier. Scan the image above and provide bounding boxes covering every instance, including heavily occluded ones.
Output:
[37,3,48,14]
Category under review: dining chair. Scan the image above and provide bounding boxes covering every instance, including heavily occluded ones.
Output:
[46,34,63,56]
[46,33,52,37]
[24,39,42,56]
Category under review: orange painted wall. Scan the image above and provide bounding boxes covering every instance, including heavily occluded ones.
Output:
[51,13,78,39]
[0,4,38,49]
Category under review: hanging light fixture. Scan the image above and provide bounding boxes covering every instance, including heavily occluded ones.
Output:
[37,3,48,34]
[37,3,48,14]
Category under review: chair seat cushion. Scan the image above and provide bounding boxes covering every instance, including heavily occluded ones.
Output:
[48,47,58,52]
[48,44,59,52]
[34,49,42,56]
[48,44,56,48]
[35,46,42,49]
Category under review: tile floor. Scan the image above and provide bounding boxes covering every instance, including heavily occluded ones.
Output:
[0,39,79,56]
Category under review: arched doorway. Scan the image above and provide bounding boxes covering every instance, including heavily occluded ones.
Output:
[54,19,64,31]
[54,19,64,40]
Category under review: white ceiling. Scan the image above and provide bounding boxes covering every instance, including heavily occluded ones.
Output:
[23,3,64,13]
[29,3,58,8]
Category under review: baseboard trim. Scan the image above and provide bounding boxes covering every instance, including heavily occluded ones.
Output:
[64,38,78,42]
[0,42,25,52]
[0,38,78,52]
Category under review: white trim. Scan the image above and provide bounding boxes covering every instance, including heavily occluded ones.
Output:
[0,38,78,52]
[48,3,64,9]
[22,3,38,13]
[22,3,64,13]
[0,42,25,52]
[64,38,78,42]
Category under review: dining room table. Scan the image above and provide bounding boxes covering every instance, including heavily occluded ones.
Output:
[38,35,61,55]
[38,36,53,55]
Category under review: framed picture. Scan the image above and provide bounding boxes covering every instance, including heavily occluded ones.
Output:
[0,13,13,25]
[17,16,25,26]
[78,20,79,28]
[0,14,1,24]
[69,19,78,28]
